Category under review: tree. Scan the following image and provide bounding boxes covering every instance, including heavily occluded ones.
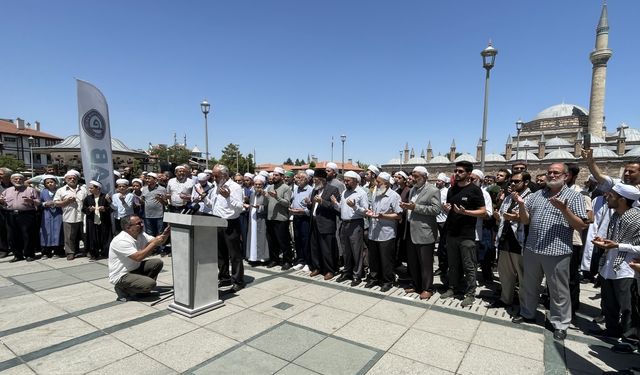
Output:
[294,158,303,166]
[0,155,25,172]
[218,143,254,174]
[309,161,316,169]
[149,145,192,166]
[283,158,294,165]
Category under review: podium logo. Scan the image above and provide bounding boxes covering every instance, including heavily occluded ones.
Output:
[82,109,106,140]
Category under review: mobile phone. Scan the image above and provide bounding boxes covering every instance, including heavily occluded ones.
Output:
[583,133,591,149]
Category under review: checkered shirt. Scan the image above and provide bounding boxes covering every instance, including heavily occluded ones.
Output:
[524,185,587,256]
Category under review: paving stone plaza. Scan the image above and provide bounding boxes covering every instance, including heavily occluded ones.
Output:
[0,254,638,374]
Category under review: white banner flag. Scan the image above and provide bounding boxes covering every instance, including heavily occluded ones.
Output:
[77,79,114,193]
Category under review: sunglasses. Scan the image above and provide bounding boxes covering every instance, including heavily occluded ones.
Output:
[510,180,523,184]
[454,169,467,174]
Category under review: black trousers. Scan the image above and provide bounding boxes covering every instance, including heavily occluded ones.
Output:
[602,278,637,341]
[266,220,293,264]
[310,223,337,274]
[293,216,311,266]
[218,218,244,286]
[368,238,396,284]
[7,211,37,258]
[437,223,449,287]
[446,234,477,295]
[569,245,583,313]
[407,240,435,293]
[340,219,365,279]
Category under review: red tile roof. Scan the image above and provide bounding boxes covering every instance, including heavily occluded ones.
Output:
[0,119,63,140]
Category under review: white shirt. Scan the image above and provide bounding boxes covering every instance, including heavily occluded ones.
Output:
[600,243,640,280]
[207,179,243,219]
[53,184,87,223]
[167,177,194,207]
[475,188,493,241]
[108,231,153,284]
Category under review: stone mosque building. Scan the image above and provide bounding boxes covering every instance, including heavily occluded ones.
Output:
[381,4,637,181]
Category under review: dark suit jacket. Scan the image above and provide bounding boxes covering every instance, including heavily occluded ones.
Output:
[309,184,340,234]
[82,193,112,225]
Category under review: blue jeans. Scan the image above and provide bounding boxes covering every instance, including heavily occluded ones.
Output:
[144,217,165,252]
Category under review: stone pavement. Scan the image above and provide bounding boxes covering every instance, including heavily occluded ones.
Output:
[0,255,638,374]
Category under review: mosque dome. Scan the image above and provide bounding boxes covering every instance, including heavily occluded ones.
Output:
[453,153,477,163]
[544,150,576,160]
[624,127,640,142]
[625,146,640,157]
[407,157,427,164]
[589,134,607,145]
[591,146,618,159]
[387,158,401,164]
[545,136,572,147]
[429,155,451,164]
[509,151,539,161]
[533,103,589,121]
[518,139,538,148]
[485,153,506,162]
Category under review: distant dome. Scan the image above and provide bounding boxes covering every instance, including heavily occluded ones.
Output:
[589,134,606,144]
[509,151,539,161]
[625,146,640,157]
[517,139,538,148]
[387,158,401,164]
[624,127,640,142]
[453,153,477,163]
[485,153,506,162]
[592,146,618,159]
[544,150,576,160]
[191,146,201,153]
[533,103,588,121]
[546,136,572,147]
[407,157,427,164]
[429,155,451,164]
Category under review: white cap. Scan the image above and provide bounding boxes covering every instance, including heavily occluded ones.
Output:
[344,170,361,182]
[305,169,315,177]
[326,162,339,171]
[471,169,485,180]
[88,180,102,189]
[41,174,57,182]
[273,167,286,175]
[11,173,24,178]
[436,173,448,182]
[254,175,266,183]
[174,165,187,172]
[204,169,213,174]
[244,173,255,179]
[147,172,158,179]
[378,172,392,183]
[259,170,269,178]
[367,165,380,175]
[612,182,640,201]
[394,171,408,179]
[116,178,129,186]
[197,173,209,181]
[113,170,122,177]
[132,178,143,186]
[64,169,80,178]
[412,166,428,176]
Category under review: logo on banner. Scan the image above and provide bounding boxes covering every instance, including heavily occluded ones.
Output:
[81,109,106,140]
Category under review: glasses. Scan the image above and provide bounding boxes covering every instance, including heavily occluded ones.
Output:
[130,222,143,226]
[547,171,564,176]
[510,180,523,184]
[454,169,466,174]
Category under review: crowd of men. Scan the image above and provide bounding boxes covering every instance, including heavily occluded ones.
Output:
[1,152,639,352]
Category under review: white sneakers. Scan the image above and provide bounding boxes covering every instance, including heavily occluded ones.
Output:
[292,263,305,271]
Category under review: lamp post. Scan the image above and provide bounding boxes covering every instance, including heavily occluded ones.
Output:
[28,136,35,177]
[515,118,523,160]
[480,41,498,171]
[340,134,346,174]
[200,99,211,169]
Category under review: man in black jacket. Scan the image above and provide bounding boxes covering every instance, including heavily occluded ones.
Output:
[308,169,341,280]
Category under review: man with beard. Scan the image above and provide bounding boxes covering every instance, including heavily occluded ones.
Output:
[308,169,340,279]
[393,171,411,267]
[400,166,441,300]
[435,173,450,285]
[289,172,313,271]
[265,167,293,270]
[325,162,346,194]
[365,172,402,292]
[166,165,193,213]
[441,161,486,308]
[470,169,496,284]
[511,163,588,341]
[333,171,368,286]
[54,170,88,260]
[535,173,548,191]
[490,171,532,308]
[0,174,40,262]
[207,165,245,291]
[0,168,14,258]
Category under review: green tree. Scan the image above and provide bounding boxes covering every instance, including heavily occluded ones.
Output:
[309,161,316,169]
[0,155,25,171]
[149,145,192,165]
[283,158,294,165]
[294,158,303,166]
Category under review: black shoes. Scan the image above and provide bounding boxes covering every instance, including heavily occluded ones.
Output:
[232,284,245,292]
[511,315,536,324]
[364,280,378,289]
[335,274,350,283]
[266,261,278,268]
[487,299,509,309]
[281,263,292,271]
[9,257,24,263]
[218,279,233,288]
[588,328,620,338]
[611,342,638,354]
[553,329,567,341]
[380,283,393,292]
[350,278,362,287]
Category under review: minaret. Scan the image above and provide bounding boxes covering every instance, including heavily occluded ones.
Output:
[449,139,456,162]
[505,134,513,161]
[404,142,410,163]
[616,125,626,156]
[574,129,583,157]
[410,147,415,159]
[587,3,612,138]
[426,140,433,161]
[538,133,546,159]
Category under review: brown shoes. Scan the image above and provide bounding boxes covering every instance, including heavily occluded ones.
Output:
[309,270,320,277]
[419,291,433,300]
[404,288,416,294]
[324,272,334,280]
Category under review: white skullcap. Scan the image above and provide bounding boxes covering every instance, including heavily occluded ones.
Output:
[259,170,269,178]
[273,167,286,175]
[344,170,360,182]
[147,172,158,179]
[305,169,315,177]
[244,173,255,179]
[116,178,129,186]
[174,165,187,171]
[437,173,448,182]
[204,169,213,174]
[412,166,428,176]
[326,162,338,171]
[142,171,148,175]
[113,170,121,177]
[64,169,80,178]
[132,178,143,185]
[471,169,485,180]
[378,172,392,183]
[11,173,24,178]
[254,175,266,183]
[41,174,56,182]
[612,182,640,201]
[367,165,380,175]
[394,171,408,179]
[88,180,102,189]
[197,173,209,181]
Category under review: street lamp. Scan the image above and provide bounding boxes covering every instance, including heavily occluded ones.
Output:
[28,136,35,177]
[340,134,346,174]
[200,99,211,169]
[515,118,523,160]
[480,41,498,170]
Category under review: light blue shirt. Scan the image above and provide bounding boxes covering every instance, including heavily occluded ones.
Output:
[338,186,369,220]
[291,184,313,216]
[368,188,402,241]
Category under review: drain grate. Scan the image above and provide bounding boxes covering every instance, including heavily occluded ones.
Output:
[273,302,294,310]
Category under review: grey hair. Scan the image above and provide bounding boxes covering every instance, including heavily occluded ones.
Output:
[215,164,230,177]
[120,215,140,228]
[0,167,13,175]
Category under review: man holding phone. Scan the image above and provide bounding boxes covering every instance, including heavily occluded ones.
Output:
[108,215,170,302]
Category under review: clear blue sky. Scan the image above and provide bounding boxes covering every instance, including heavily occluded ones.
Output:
[2,1,639,167]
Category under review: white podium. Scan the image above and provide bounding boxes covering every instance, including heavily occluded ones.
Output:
[163,212,227,318]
